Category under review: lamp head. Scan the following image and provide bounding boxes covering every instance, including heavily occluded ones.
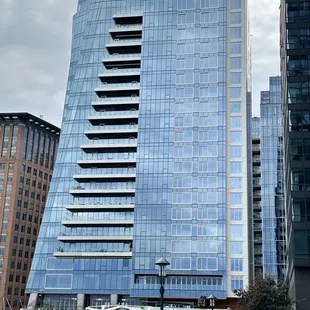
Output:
[155,257,170,277]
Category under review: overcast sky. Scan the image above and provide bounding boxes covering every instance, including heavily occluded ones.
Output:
[0,0,280,127]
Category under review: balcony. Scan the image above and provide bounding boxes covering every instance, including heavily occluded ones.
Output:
[81,142,137,153]
[252,147,260,154]
[253,215,262,222]
[65,204,135,212]
[253,182,261,189]
[95,84,140,97]
[106,40,142,54]
[61,219,134,227]
[254,249,263,256]
[113,13,143,25]
[103,56,141,69]
[57,235,133,242]
[254,225,262,231]
[84,128,138,139]
[253,157,261,165]
[253,169,261,176]
[54,251,132,259]
[88,114,138,125]
[91,99,139,111]
[109,25,142,40]
[61,219,134,228]
[253,194,261,201]
[253,203,261,210]
[69,188,136,197]
[98,71,140,83]
[77,159,136,168]
[73,173,136,182]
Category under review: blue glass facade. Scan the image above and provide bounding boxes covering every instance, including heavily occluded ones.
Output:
[27,0,251,306]
[260,76,286,279]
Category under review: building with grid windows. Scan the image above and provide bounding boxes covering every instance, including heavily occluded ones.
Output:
[26,0,252,308]
[280,1,310,308]
[0,113,59,310]
[251,78,286,282]
[260,77,286,280]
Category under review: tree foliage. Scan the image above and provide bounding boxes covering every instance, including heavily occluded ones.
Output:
[234,276,292,310]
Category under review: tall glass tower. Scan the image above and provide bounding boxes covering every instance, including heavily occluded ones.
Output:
[260,77,286,280]
[26,0,251,308]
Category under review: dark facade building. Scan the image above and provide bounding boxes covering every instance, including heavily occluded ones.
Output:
[251,117,263,277]
[26,0,252,309]
[0,113,59,310]
[280,1,310,308]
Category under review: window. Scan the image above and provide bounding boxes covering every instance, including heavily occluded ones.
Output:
[198,192,217,204]
[231,57,242,69]
[198,224,217,236]
[230,72,242,84]
[230,177,243,189]
[230,27,242,39]
[231,276,243,291]
[46,258,74,270]
[230,131,242,143]
[199,161,218,172]
[231,101,241,113]
[173,176,192,188]
[45,275,73,289]
[199,176,218,188]
[201,0,219,8]
[231,12,242,24]
[198,208,218,220]
[177,12,195,25]
[231,241,243,254]
[199,145,218,157]
[231,225,243,238]
[231,162,242,173]
[230,146,242,158]
[200,11,218,23]
[172,208,192,220]
[230,87,242,99]
[197,257,218,270]
[171,241,191,253]
[171,257,191,270]
[197,241,218,253]
[231,209,243,221]
[173,192,192,204]
[172,224,192,236]
[231,0,241,9]
[230,42,241,54]
[177,0,195,10]
[231,258,243,271]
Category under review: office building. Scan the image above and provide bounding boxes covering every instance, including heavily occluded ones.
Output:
[26,0,251,308]
[0,113,59,310]
[280,1,310,308]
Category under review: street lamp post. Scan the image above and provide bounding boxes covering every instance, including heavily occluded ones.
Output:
[155,257,170,310]
[207,294,217,310]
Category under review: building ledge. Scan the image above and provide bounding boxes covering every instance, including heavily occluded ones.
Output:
[53,251,132,258]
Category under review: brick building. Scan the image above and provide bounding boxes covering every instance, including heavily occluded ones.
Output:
[0,113,59,309]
